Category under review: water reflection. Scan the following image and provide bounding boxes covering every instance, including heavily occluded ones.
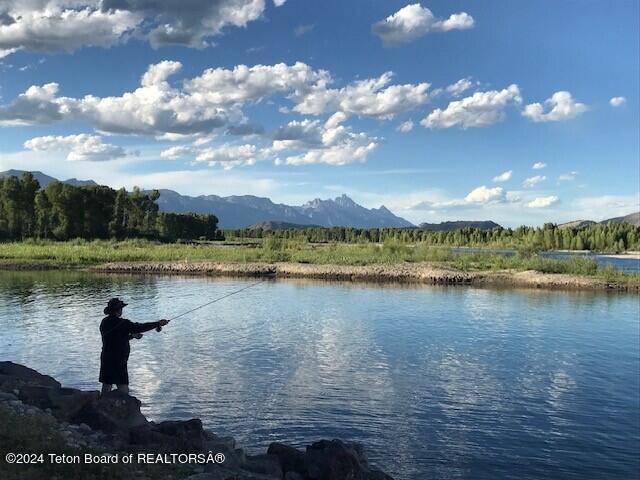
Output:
[0,271,638,480]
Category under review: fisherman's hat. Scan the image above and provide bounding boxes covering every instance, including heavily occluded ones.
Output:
[104,297,128,315]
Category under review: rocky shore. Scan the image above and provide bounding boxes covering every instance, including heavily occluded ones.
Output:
[0,362,393,480]
[91,261,638,292]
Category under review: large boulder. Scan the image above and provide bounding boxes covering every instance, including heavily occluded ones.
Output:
[304,440,393,480]
[130,419,208,453]
[73,390,148,433]
[267,442,306,476]
[17,385,98,421]
[0,361,61,391]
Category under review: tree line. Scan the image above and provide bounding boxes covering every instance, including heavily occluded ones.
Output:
[225,222,640,253]
[0,173,220,241]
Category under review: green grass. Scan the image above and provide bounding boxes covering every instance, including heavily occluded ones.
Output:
[0,404,189,480]
[0,238,638,286]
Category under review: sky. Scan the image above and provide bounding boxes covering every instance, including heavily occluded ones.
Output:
[0,0,638,227]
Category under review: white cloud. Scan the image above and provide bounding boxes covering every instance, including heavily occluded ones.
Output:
[609,96,626,107]
[0,82,64,125]
[273,113,379,166]
[372,3,474,46]
[464,185,506,204]
[0,61,332,135]
[522,91,588,122]
[527,196,558,208]
[24,134,127,161]
[293,72,430,119]
[294,24,314,37]
[558,171,578,181]
[195,143,263,169]
[421,84,522,129]
[492,170,512,182]
[523,175,546,188]
[160,145,196,159]
[397,120,414,132]
[273,0,287,6]
[532,162,546,170]
[0,0,268,56]
[445,77,475,97]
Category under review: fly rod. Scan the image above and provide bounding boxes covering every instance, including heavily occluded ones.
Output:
[156,275,274,331]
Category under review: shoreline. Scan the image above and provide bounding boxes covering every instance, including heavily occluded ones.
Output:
[0,361,394,480]
[85,261,639,293]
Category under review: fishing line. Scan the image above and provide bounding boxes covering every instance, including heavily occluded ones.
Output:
[167,275,274,322]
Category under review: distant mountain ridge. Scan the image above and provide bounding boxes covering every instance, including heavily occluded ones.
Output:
[559,212,640,228]
[418,220,502,231]
[0,169,98,188]
[155,190,414,229]
[0,170,413,229]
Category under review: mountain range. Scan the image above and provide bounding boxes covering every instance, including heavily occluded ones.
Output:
[2,170,638,230]
[0,170,412,229]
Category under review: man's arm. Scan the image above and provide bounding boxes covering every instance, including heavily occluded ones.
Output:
[127,319,169,334]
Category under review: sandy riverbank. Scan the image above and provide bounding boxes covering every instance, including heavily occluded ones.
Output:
[90,261,639,292]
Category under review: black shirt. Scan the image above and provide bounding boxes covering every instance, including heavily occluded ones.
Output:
[100,315,160,361]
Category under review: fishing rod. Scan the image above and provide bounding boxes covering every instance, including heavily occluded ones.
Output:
[155,275,275,331]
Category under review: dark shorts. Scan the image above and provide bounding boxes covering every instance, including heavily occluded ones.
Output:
[99,353,129,385]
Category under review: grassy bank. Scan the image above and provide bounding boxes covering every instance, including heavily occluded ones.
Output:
[0,238,638,286]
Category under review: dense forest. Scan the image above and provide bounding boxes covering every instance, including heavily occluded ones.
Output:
[0,172,220,241]
[226,221,640,253]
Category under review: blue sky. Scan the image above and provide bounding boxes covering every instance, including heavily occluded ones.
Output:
[0,0,638,226]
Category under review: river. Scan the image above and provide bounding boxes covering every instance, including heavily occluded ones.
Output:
[0,271,638,479]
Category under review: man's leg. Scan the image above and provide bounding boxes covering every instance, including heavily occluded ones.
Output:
[116,384,129,395]
[101,383,113,395]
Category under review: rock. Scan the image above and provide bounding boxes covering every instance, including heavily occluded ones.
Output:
[0,391,17,401]
[243,454,283,478]
[73,390,148,433]
[267,442,306,476]
[285,473,304,480]
[0,362,61,391]
[304,439,387,480]
[130,419,207,453]
[17,385,98,422]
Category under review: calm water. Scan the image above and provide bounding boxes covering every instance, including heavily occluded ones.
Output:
[0,271,638,480]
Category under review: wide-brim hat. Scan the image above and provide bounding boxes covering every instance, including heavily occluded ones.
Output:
[104,298,128,315]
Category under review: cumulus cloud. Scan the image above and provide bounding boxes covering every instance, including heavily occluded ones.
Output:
[527,196,558,208]
[445,77,475,97]
[0,61,332,135]
[559,171,578,181]
[195,143,262,169]
[522,91,588,122]
[0,0,269,56]
[160,145,196,159]
[532,162,546,169]
[372,3,474,46]
[24,134,127,161]
[411,185,508,210]
[523,175,546,188]
[421,84,522,129]
[293,72,430,119]
[273,113,379,166]
[492,170,512,182]
[464,185,506,204]
[609,96,626,107]
[397,120,414,132]
[0,1,139,55]
[0,83,65,126]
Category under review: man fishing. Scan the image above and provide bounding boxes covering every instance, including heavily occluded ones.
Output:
[99,298,169,395]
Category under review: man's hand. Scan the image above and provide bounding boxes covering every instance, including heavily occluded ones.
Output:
[132,333,143,340]
[159,319,170,326]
